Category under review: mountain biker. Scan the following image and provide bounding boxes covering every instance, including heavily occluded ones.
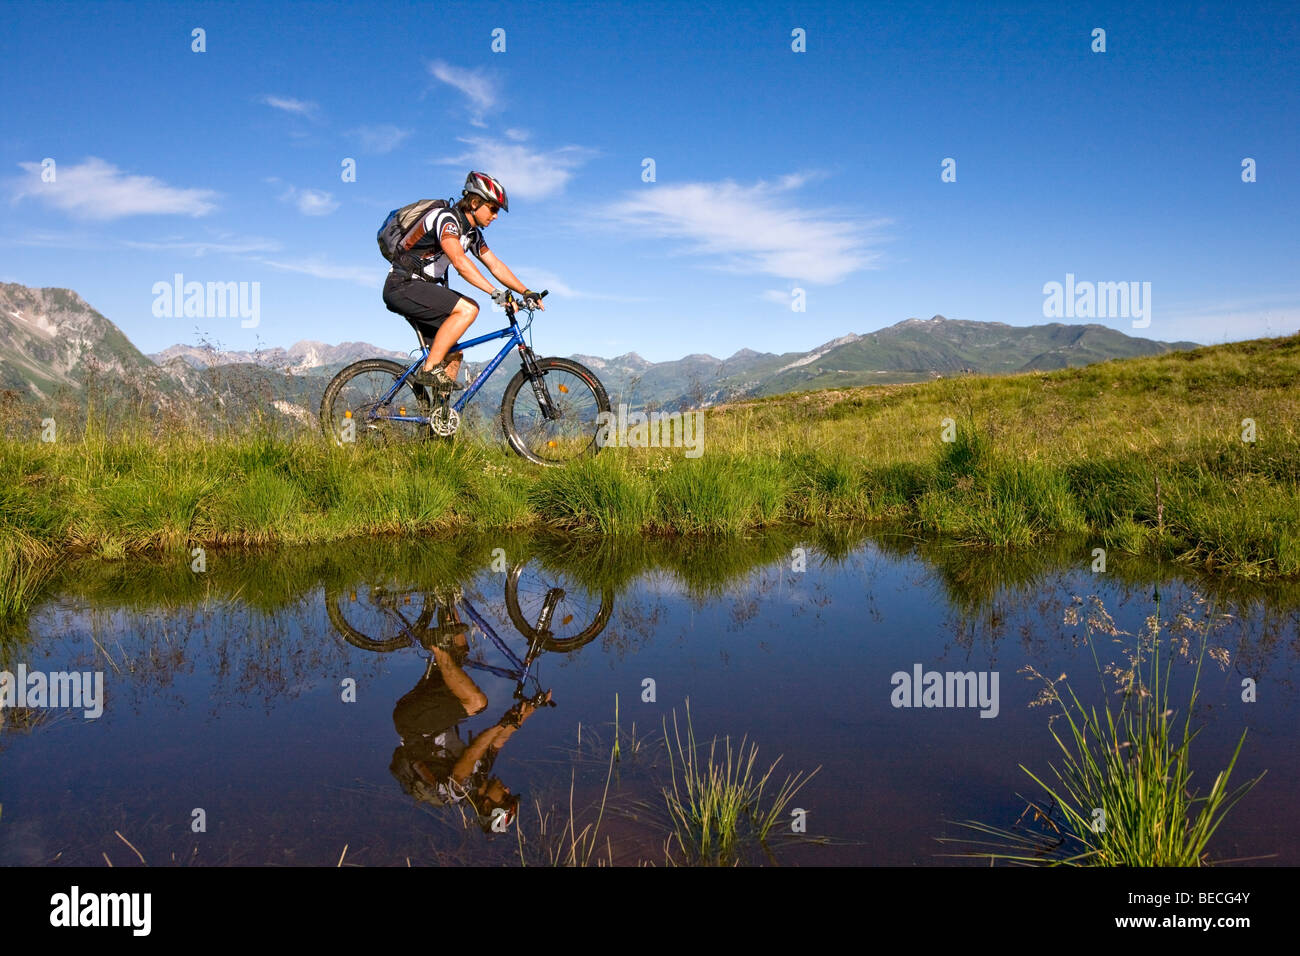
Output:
[382,171,545,392]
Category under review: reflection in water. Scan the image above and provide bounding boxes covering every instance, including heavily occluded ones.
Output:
[325,564,612,834]
[0,528,1297,865]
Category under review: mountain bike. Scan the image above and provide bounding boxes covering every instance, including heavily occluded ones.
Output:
[325,560,613,696]
[319,291,610,466]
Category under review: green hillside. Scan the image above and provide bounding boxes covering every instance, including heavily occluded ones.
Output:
[732,317,1198,398]
[1,333,1297,607]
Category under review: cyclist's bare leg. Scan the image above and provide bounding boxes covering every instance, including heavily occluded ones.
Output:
[424,299,477,376]
[430,647,488,716]
[443,350,464,381]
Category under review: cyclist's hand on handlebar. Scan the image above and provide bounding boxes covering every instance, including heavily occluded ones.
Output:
[509,689,553,723]
[490,288,511,308]
[522,289,546,311]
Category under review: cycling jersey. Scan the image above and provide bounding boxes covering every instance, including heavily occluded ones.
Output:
[396,204,490,282]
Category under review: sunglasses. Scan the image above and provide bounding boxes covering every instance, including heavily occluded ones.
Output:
[483,203,500,215]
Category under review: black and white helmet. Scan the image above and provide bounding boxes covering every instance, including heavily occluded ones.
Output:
[462,171,508,212]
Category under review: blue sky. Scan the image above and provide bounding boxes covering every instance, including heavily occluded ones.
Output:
[1,0,1297,362]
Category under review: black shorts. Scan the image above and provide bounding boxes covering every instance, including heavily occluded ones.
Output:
[383,272,476,343]
[392,667,473,739]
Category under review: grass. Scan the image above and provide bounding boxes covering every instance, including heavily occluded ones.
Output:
[515,758,618,868]
[0,531,58,623]
[945,591,1265,866]
[513,697,819,866]
[661,700,820,866]
[2,333,1299,577]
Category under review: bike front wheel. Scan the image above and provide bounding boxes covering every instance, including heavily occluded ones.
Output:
[320,359,432,447]
[505,560,613,653]
[500,357,610,465]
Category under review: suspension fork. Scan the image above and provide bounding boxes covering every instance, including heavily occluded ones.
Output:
[513,586,567,692]
[517,345,562,421]
[533,586,566,636]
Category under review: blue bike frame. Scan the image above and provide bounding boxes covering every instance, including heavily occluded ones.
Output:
[381,592,536,684]
[457,600,531,682]
[376,315,530,426]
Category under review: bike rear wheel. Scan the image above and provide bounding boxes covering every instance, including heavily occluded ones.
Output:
[500,357,609,465]
[325,583,435,653]
[320,359,432,446]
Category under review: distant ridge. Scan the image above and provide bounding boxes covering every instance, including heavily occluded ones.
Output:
[1,284,1202,417]
[149,339,409,373]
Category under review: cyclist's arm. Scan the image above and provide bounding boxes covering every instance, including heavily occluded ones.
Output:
[440,226,497,296]
[476,248,528,296]
[450,697,547,781]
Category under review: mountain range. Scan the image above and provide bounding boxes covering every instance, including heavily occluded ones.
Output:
[1,282,1202,422]
[150,339,410,373]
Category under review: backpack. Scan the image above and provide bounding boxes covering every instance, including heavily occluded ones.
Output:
[377,198,453,273]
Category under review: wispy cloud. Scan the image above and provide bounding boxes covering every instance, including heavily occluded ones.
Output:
[760,289,793,306]
[424,66,593,197]
[427,61,500,126]
[3,228,283,262]
[276,185,340,216]
[1158,294,1300,344]
[510,267,650,303]
[349,124,412,154]
[258,95,321,120]
[257,256,380,287]
[434,136,596,201]
[600,175,890,284]
[121,235,283,256]
[8,157,218,220]
[0,229,100,250]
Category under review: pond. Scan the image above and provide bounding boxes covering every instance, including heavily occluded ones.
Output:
[1,530,1296,866]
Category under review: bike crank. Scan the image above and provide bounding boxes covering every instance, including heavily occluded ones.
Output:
[430,400,460,437]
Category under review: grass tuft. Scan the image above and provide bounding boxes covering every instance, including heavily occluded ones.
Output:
[945,592,1265,866]
[661,700,819,866]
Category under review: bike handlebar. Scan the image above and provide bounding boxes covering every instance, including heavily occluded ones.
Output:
[505,289,548,315]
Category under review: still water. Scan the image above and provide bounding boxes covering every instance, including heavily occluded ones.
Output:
[2,530,1296,865]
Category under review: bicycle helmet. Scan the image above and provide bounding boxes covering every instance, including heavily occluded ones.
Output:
[462,171,508,212]
[466,786,520,833]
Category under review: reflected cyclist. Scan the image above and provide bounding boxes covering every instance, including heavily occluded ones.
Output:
[388,601,551,832]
